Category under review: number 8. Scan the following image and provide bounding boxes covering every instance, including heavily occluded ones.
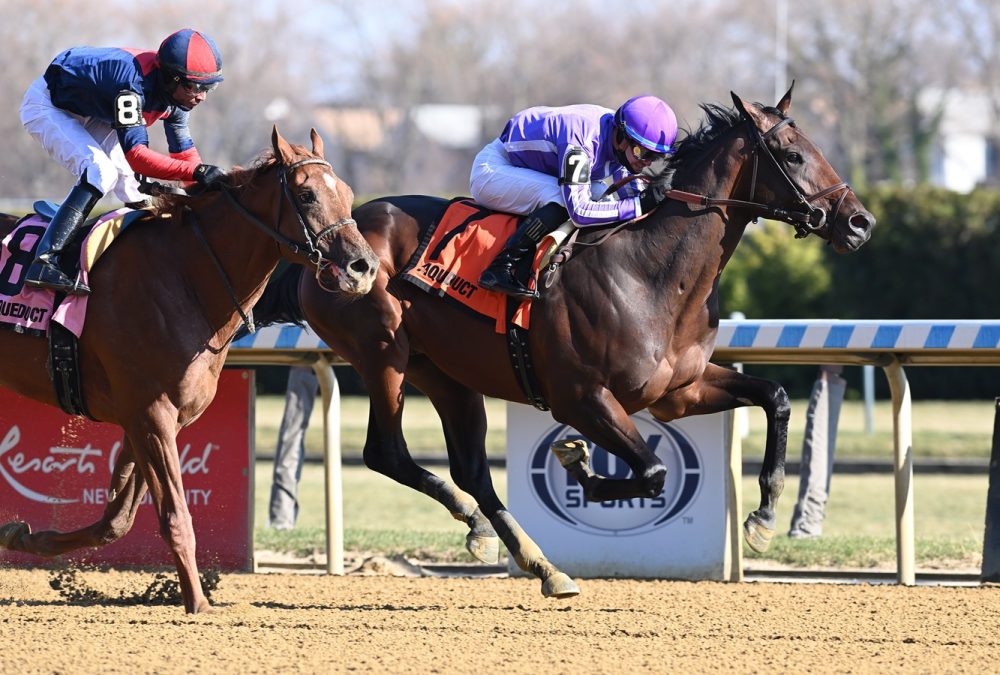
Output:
[114,91,142,127]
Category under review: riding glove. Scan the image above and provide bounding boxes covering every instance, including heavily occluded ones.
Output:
[193,164,227,187]
[639,181,670,215]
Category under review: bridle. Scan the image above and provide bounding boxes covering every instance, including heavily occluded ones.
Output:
[166,155,357,340]
[220,157,357,277]
[663,112,854,238]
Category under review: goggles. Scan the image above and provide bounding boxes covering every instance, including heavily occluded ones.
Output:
[629,141,667,162]
[179,80,219,94]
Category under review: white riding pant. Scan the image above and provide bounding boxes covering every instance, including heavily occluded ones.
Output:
[470,139,619,216]
[20,76,144,203]
[469,139,565,215]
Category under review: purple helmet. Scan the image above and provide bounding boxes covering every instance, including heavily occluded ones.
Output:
[158,28,224,87]
[614,95,677,155]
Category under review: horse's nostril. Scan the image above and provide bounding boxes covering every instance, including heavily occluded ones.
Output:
[349,258,370,275]
[850,212,875,232]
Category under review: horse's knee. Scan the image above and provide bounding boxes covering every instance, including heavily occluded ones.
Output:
[362,442,394,476]
[157,511,192,545]
[95,515,135,545]
[769,384,791,421]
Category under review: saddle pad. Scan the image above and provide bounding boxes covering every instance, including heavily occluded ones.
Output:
[0,207,133,338]
[402,199,532,333]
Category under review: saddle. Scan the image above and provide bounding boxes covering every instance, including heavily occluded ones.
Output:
[31,200,151,279]
[1,203,152,417]
[401,198,574,410]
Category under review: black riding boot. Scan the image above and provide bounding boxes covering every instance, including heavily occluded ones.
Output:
[24,181,102,296]
[478,202,568,298]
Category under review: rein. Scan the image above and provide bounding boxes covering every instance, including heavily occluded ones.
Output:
[663,115,853,238]
[175,156,356,340]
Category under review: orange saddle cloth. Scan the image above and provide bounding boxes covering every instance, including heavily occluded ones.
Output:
[401,199,533,333]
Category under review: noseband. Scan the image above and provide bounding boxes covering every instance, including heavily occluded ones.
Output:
[663,114,854,238]
[188,156,357,339]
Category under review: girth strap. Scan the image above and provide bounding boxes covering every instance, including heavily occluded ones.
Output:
[48,319,95,420]
[504,296,548,411]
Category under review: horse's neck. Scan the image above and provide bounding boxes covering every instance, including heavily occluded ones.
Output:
[667,134,754,272]
[182,196,281,340]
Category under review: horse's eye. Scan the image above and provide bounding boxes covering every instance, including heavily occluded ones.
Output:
[298,190,317,204]
[785,151,803,165]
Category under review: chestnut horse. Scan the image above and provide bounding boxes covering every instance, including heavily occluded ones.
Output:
[0,128,379,613]
[260,88,876,597]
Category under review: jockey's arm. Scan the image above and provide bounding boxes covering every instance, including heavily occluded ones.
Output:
[559,147,641,226]
[118,108,202,182]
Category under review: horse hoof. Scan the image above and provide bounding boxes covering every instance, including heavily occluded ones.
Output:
[0,521,30,549]
[551,439,589,469]
[541,572,580,599]
[743,513,775,553]
[466,533,500,564]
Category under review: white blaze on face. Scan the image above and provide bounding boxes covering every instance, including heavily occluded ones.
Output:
[322,173,337,191]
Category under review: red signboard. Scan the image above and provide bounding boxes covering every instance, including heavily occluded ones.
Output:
[0,369,253,570]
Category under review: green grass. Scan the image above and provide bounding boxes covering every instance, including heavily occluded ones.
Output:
[253,394,995,569]
[252,464,988,570]
[254,394,506,460]
[254,464,486,561]
[749,398,997,460]
[256,394,997,461]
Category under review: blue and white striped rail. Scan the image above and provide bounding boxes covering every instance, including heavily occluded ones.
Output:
[229,319,1000,365]
[713,319,1000,365]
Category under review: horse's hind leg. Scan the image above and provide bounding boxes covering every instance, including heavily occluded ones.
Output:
[0,437,148,556]
[649,363,789,553]
[407,358,499,563]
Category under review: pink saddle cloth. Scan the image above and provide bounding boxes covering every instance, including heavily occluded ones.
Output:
[0,208,130,338]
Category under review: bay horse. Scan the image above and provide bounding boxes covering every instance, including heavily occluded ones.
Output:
[0,127,379,614]
[262,87,875,597]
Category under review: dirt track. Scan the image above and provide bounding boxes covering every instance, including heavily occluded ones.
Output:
[0,567,996,674]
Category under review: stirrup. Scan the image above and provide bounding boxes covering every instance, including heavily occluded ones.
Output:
[24,261,91,296]
[478,269,537,299]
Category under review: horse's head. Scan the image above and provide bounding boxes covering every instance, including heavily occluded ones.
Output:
[270,126,379,295]
[731,85,875,253]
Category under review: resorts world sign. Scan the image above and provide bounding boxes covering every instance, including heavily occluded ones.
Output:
[0,370,253,571]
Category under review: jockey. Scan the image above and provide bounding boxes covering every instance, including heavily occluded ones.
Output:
[470,95,677,298]
[19,28,227,296]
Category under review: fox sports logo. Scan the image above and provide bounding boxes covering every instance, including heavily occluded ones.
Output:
[528,418,703,536]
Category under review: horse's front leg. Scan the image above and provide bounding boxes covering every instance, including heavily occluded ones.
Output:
[548,387,667,501]
[125,405,210,614]
[0,436,148,555]
[648,362,790,553]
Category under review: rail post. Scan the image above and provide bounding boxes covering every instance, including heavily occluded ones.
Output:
[981,397,1000,582]
[883,358,915,586]
[315,358,344,575]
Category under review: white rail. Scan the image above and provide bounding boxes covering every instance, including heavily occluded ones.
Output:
[229,319,1000,584]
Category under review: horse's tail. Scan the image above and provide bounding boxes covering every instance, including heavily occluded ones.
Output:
[249,261,306,330]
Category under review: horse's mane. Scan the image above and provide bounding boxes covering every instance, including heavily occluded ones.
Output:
[149,149,281,217]
[649,101,788,189]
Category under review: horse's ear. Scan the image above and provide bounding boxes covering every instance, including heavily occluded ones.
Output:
[271,124,296,164]
[731,92,768,130]
[310,128,325,159]
[776,80,795,115]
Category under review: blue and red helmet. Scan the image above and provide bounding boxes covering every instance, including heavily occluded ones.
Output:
[614,95,677,157]
[157,28,224,88]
